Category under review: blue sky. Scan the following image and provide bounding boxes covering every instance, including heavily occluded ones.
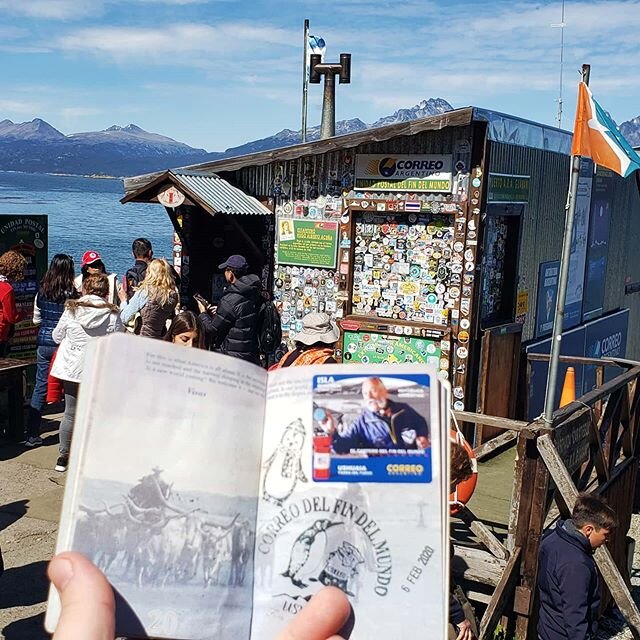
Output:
[0,0,638,151]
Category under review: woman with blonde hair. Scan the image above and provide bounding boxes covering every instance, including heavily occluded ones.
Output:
[0,250,27,356]
[118,258,178,338]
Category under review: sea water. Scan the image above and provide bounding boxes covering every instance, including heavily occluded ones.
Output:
[0,171,173,279]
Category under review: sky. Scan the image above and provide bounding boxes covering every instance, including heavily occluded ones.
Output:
[0,0,639,151]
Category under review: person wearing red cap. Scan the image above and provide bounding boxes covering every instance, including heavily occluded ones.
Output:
[73,251,119,306]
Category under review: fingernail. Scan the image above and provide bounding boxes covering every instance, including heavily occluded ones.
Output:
[50,556,74,592]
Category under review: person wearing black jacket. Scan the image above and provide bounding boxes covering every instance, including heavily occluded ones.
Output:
[197,255,262,364]
[537,493,617,640]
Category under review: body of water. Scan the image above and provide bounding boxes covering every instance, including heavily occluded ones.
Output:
[0,171,173,279]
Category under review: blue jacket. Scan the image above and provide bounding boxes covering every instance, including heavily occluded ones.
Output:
[35,293,67,347]
[537,520,600,640]
[332,399,429,452]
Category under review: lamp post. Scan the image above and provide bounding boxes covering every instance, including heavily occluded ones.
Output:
[309,53,351,140]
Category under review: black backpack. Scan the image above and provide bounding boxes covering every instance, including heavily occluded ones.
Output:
[257,301,282,355]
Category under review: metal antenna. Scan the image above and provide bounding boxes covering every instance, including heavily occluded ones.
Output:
[551,0,566,127]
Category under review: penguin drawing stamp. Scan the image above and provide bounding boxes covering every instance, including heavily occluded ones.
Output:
[262,419,308,506]
[281,519,343,588]
[318,541,365,596]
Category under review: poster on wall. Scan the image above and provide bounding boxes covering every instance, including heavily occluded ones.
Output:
[354,154,453,193]
[0,215,48,359]
[583,309,628,393]
[343,331,441,366]
[582,167,613,322]
[564,157,593,329]
[535,260,560,338]
[277,219,338,269]
[487,174,530,203]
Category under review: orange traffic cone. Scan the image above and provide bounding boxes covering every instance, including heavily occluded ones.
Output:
[560,367,576,407]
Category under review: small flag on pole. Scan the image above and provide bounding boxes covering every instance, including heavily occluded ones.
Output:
[571,82,640,178]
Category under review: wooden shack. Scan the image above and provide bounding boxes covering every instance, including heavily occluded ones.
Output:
[123,107,640,434]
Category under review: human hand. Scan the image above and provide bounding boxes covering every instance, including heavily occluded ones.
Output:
[416,436,430,449]
[48,552,352,640]
[196,300,206,314]
[455,619,476,640]
[116,283,127,304]
[320,410,337,435]
[48,552,115,640]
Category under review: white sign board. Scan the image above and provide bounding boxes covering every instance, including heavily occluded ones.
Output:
[355,154,453,193]
[158,185,185,208]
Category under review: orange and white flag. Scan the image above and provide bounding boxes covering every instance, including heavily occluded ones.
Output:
[572,82,640,178]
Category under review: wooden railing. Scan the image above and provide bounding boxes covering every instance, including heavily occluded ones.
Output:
[451,360,640,639]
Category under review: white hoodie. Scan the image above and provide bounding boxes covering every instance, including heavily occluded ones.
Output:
[51,294,124,383]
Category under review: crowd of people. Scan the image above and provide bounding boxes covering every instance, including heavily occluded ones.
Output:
[0,237,623,640]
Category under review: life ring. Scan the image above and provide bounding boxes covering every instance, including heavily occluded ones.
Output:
[449,429,478,515]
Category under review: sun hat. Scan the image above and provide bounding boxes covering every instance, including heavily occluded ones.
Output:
[294,312,340,346]
[81,250,101,267]
[218,254,248,270]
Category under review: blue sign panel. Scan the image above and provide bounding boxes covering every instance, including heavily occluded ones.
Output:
[582,168,614,322]
[583,310,629,394]
[526,326,586,421]
[564,158,593,329]
[535,260,560,339]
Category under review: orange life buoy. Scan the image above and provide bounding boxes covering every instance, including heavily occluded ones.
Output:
[449,429,478,515]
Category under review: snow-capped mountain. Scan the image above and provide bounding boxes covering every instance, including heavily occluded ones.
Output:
[619,116,640,147]
[0,118,66,141]
[370,98,453,128]
[0,98,453,176]
[68,124,207,155]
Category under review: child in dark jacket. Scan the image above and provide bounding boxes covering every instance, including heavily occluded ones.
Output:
[537,493,618,640]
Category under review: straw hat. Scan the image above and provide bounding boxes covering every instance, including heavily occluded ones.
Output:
[294,312,340,346]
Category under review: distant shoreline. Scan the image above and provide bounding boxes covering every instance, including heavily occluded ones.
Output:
[0,169,121,180]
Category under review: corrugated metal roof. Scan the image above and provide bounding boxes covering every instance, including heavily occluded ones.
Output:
[122,170,272,216]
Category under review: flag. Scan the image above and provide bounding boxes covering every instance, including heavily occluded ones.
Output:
[572,82,640,178]
[308,35,326,58]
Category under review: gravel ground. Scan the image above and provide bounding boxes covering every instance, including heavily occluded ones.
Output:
[1,416,638,639]
[596,512,640,640]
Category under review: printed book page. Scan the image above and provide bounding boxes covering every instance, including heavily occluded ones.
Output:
[46,334,268,640]
[252,364,447,640]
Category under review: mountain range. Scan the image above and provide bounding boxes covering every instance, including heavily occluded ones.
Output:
[0,98,638,177]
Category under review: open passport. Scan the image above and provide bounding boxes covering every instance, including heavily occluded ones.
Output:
[46,333,451,639]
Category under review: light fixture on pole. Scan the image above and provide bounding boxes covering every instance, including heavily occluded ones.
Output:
[309,53,351,140]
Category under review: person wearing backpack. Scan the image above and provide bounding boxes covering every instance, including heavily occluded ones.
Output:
[197,255,262,364]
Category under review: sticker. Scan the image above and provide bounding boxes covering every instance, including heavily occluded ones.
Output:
[453,401,465,411]
[453,241,464,253]
[456,346,468,359]
[472,177,481,188]
[465,262,475,272]
[460,319,470,330]
[394,325,404,335]
[468,220,477,231]
[458,330,469,344]
[440,358,449,370]
[464,249,474,261]
[453,387,465,399]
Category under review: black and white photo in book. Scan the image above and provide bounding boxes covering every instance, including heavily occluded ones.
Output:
[46,335,450,640]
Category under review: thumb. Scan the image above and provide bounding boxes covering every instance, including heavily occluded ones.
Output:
[48,552,115,640]
[277,587,352,640]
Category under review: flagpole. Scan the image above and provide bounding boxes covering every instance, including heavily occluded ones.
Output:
[301,19,310,144]
[542,63,590,425]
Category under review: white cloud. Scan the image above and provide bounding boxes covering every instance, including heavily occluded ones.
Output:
[56,22,297,62]
[0,0,103,19]
[0,99,44,114]
[59,106,104,118]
